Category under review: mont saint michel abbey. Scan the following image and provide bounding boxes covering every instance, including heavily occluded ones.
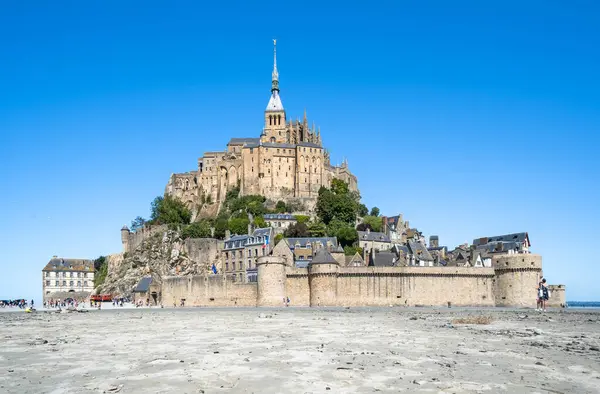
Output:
[165,41,358,214]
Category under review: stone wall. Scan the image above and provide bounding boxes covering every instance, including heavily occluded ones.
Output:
[157,254,548,308]
[547,284,567,308]
[285,268,310,306]
[161,275,257,307]
[43,291,91,303]
[492,254,542,308]
[123,224,169,254]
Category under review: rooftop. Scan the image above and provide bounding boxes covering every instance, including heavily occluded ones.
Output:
[264,213,296,220]
[42,257,94,272]
[358,231,391,243]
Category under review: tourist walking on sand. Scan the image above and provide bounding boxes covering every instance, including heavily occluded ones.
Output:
[541,278,550,312]
[536,281,543,311]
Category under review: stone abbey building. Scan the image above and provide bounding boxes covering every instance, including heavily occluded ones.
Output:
[165,41,358,213]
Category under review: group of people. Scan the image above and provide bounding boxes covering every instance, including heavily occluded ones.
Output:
[0,299,33,309]
[536,278,550,312]
[111,297,128,307]
[44,298,81,309]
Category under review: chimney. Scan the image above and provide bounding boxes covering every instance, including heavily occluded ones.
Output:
[210,227,215,238]
[225,230,231,240]
[248,223,253,236]
[381,216,388,235]
[366,227,370,234]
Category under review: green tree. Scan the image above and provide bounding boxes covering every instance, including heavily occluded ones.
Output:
[214,216,229,239]
[336,225,358,248]
[284,222,309,237]
[357,203,369,217]
[275,200,287,213]
[331,178,349,195]
[343,246,363,256]
[130,216,146,231]
[229,217,250,235]
[316,187,336,224]
[356,222,373,232]
[370,207,380,217]
[362,215,382,232]
[150,195,191,225]
[254,216,267,228]
[181,220,212,239]
[93,255,106,271]
[274,233,284,245]
[308,221,327,237]
[93,256,108,288]
[294,215,310,224]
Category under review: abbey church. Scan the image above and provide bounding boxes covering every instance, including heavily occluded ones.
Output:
[165,41,358,213]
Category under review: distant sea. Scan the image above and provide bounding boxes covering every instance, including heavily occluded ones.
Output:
[567,301,600,308]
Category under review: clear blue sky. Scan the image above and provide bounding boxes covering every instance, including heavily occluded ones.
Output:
[1,1,599,302]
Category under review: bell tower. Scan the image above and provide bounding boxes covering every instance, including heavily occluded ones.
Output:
[262,39,287,144]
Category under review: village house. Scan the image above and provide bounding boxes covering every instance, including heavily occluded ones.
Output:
[222,227,274,283]
[263,213,297,235]
[42,257,95,300]
[358,229,392,254]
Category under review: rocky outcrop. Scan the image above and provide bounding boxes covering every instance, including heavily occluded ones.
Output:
[99,229,220,297]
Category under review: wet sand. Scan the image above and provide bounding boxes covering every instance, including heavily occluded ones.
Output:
[1,307,599,393]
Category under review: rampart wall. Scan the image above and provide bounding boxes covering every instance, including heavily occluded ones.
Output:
[158,253,551,308]
[123,225,168,254]
[162,275,257,307]
[547,285,567,308]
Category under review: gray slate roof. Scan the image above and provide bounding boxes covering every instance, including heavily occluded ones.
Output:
[42,258,94,272]
[310,249,339,265]
[408,241,434,261]
[473,232,529,246]
[286,237,338,248]
[133,277,153,293]
[358,231,391,243]
[370,251,397,267]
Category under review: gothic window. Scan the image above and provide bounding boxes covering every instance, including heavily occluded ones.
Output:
[269,115,272,125]
[278,115,281,125]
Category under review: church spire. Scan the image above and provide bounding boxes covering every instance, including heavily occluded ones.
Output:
[265,39,284,112]
[271,39,279,93]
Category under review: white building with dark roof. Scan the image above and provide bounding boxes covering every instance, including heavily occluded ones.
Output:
[42,256,95,300]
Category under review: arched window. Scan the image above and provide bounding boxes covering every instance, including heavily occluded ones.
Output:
[270,137,276,143]
[278,115,281,125]
[269,115,272,125]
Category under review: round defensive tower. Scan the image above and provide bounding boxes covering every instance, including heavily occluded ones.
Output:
[256,255,287,307]
[308,249,340,307]
[120,225,130,253]
[493,254,542,307]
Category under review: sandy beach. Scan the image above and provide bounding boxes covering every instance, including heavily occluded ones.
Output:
[1,307,599,393]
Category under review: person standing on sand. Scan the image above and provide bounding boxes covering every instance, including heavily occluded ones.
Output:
[541,278,549,312]
[536,281,543,311]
